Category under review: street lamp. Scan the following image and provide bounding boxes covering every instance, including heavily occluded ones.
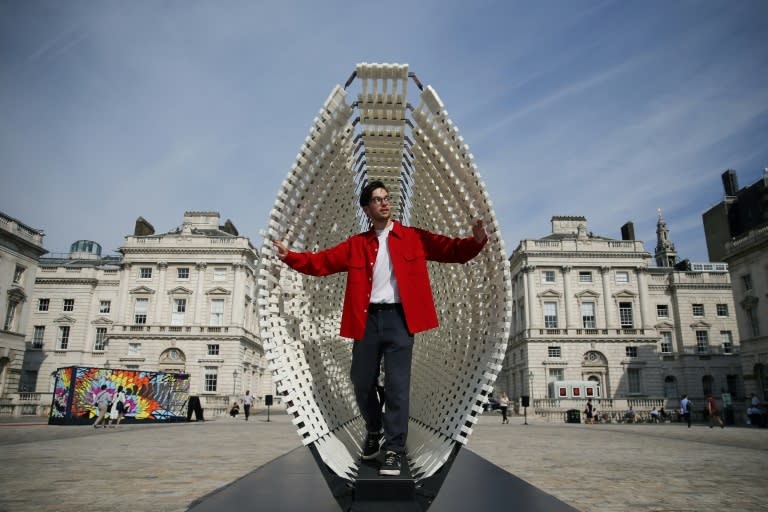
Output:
[232,369,238,396]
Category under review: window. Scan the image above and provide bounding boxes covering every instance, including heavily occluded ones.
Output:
[660,331,672,353]
[627,368,641,394]
[746,307,760,337]
[207,344,220,356]
[38,298,50,312]
[139,267,153,279]
[692,304,704,317]
[134,298,148,324]
[210,299,224,326]
[615,271,629,283]
[128,342,141,355]
[13,265,25,283]
[94,327,107,351]
[543,301,558,328]
[542,270,555,283]
[548,368,564,382]
[547,346,561,358]
[702,375,714,396]
[172,298,187,325]
[177,267,190,279]
[721,331,733,354]
[578,271,592,283]
[742,274,753,292]
[213,267,227,281]
[656,304,669,318]
[625,346,638,358]
[4,300,19,331]
[695,330,709,353]
[63,299,74,312]
[619,302,633,328]
[33,326,45,348]
[716,304,728,317]
[581,302,596,328]
[57,326,70,350]
[99,300,111,314]
[204,367,218,392]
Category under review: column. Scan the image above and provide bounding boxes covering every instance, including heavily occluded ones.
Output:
[231,263,245,327]
[118,263,131,324]
[194,262,207,325]
[635,266,648,331]
[561,266,573,330]
[155,262,168,323]
[600,266,614,329]
[524,266,536,330]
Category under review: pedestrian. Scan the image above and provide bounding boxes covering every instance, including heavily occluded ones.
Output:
[706,394,724,429]
[584,398,595,424]
[242,390,254,421]
[229,402,240,418]
[680,394,692,428]
[92,384,110,429]
[109,386,127,428]
[273,180,487,476]
[499,392,510,424]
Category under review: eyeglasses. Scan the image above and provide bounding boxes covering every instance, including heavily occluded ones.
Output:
[369,195,391,206]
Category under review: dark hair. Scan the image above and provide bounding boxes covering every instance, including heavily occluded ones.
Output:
[359,180,388,207]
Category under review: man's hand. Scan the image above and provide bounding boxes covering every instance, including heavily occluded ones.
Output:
[472,219,487,244]
[272,240,289,260]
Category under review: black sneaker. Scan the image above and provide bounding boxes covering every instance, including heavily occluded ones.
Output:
[361,432,381,460]
[379,451,402,476]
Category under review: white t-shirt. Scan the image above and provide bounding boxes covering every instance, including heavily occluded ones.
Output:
[370,223,401,304]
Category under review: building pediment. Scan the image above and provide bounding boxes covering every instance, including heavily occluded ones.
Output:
[654,321,674,329]
[612,290,637,299]
[129,285,156,295]
[54,315,76,324]
[537,289,562,299]
[91,317,114,326]
[168,286,193,295]
[206,287,231,296]
[575,290,600,299]
[690,320,711,329]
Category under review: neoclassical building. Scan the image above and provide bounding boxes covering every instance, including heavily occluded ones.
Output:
[703,169,768,400]
[0,212,47,407]
[20,211,269,415]
[500,215,742,410]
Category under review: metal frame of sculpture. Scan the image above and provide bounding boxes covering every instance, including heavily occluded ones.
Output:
[256,63,512,495]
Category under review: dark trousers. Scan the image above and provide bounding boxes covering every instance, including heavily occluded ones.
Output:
[684,412,691,427]
[244,404,251,420]
[350,306,413,454]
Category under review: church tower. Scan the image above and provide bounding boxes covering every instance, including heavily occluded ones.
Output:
[654,208,678,267]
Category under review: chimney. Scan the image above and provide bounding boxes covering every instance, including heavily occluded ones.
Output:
[621,222,635,241]
[722,169,739,197]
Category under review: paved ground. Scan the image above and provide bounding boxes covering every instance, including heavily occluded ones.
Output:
[0,410,766,512]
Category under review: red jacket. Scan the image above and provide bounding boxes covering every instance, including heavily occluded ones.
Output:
[282,221,486,340]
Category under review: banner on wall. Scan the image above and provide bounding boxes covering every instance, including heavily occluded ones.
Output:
[48,366,190,425]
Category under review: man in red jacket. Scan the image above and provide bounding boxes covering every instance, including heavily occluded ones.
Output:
[273,180,487,476]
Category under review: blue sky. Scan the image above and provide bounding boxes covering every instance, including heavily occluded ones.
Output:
[1,1,766,262]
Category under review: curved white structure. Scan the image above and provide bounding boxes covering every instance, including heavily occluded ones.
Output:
[257,63,511,482]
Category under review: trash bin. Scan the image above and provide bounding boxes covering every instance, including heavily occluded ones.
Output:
[566,409,581,424]
[724,406,735,425]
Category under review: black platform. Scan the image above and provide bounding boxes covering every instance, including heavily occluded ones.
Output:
[187,446,577,511]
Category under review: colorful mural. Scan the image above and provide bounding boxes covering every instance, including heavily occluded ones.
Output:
[49,366,190,425]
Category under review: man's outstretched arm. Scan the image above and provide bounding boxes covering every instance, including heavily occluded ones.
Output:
[271,239,350,276]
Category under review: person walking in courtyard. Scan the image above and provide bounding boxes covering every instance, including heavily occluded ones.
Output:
[109,385,127,428]
[584,398,595,424]
[499,392,510,424]
[680,394,692,428]
[273,179,487,476]
[92,384,111,428]
[242,390,254,421]
[707,394,724,429]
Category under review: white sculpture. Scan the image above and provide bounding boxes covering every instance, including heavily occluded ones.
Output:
[256,63,512,483]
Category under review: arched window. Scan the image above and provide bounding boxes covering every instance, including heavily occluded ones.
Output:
[702,375,714,396]
[664,375,678,398]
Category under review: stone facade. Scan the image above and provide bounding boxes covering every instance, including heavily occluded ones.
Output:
[500,215,742,410]
[0,212,47,402]
[703,169,768,400]
[21,212,270,416]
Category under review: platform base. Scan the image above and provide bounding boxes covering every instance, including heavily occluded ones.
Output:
[187,446,576,512]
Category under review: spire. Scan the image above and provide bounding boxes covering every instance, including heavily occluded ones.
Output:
[655,208,677,267]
